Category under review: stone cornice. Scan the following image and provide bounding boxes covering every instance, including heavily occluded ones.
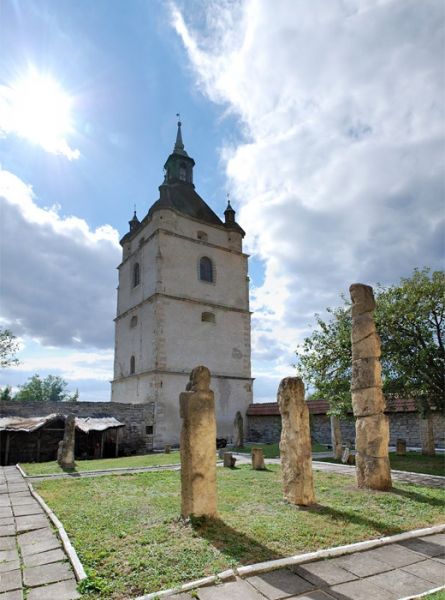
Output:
[111,369,254,384]
[115,291,251,322]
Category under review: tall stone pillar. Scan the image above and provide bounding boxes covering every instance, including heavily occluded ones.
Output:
[420,414,435,456]
[330,415,343,460]
[350,284,391,490]
[58,414,76,470]
[234,411,244,448]
[180,366,217,518]
[278,377,315,506]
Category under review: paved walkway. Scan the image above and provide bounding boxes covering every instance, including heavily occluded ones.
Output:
[164,532,445,600]
[0,466,79,600]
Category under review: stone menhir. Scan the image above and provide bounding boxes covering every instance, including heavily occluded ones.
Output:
[396,438,407,455]
[234,411,244,448]
[277,377,315,506]
[179,366,217,518]
[330,415,343,460]
[420,414,435,456]
[251,447,265,470]
[350,283,391,490]
[57,414,76,470]
[223,452,236,468]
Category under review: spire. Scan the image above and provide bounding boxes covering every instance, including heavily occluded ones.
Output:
[174,114,185,153]
[224,194,235,225]
[129,208,140,232]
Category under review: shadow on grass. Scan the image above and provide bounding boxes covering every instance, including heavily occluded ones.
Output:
[190,516,284,565]
[390,486,445,508]
[303,504,404,536]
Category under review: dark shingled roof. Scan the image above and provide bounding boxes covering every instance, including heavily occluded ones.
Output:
[246,397,419,416]
[148,183,223,226]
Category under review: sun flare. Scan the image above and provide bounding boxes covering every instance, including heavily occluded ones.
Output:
[1,68,80,159]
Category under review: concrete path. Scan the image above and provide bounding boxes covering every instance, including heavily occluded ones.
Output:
[0,466,80,600]
[163,531,445,600]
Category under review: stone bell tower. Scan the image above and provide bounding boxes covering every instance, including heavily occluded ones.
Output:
[111,120,253,449]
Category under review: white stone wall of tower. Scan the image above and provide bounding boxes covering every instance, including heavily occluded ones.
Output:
[111,207,253,449]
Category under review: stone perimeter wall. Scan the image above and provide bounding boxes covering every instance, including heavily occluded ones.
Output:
[248,412,445,448]
[0,401,155,457]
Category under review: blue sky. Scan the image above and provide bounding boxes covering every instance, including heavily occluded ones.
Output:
[1,0,444,403]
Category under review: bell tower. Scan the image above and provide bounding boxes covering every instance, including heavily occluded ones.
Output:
[111,121,253,449]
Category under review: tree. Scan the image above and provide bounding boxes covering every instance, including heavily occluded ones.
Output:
[296,268,445,416]
[0,386,13,401]
[13,374,78,402]
[0,329,20,368]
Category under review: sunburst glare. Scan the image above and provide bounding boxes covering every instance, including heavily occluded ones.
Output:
[0,68,80,159]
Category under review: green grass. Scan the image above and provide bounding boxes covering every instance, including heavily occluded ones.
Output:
[20,451,181,476]
[423,591,445,599]
[235,441,328,458]
[321,452,445,477]
[35,465,445,599]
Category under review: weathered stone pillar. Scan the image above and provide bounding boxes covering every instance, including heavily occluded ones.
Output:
[234,411,244,448]
[278,377,315,506]
[252,447,265,470]
[58,414,76,470]
[350,283,391,490]
[330,415,343,460]
[180,366,217,518]
[420,414,435,456]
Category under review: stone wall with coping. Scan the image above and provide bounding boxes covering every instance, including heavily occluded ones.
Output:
[0,400,155,458]
[247,410,445,448]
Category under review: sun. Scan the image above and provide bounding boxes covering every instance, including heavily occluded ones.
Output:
[2,68,79,159]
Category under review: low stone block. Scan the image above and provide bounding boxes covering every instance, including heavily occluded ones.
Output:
[355,414,390,457]
[351,387,385,417]
[351,358,382,391]
[355,453,392,490]
[251,448,265,470]
[396,438,407,455]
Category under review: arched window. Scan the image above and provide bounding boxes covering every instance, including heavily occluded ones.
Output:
[199,257,213,283]
[201,312,215,323]
[133,263,140,287]
[130,355,135,374]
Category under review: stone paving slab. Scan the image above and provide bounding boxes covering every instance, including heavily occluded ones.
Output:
[400,537,445,558]
[198,579,265,600]
[0,559,21,574]
[9,496,37,506]
[0,548,19,562]
[0,570,22,593]
[401,558,445,585]
[23,548,67,568]
[0,525,16,537]
[328,552,393,578]
[19,536,62,557]
[367,568,436,596]
[15,515,48,533]
[0,518,15,527]
[0,508,13,518]
[23,560,74,587]
[328,578,398,600]
[0,537,16,551]
[363,543,427,567]
[0,590,24,600]
[27,578,80,600]
[293,560,358,587]
[12,503,44,517]
[247,569,315,599]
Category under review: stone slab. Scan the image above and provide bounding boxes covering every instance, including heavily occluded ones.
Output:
[329,578,397,600]
[293,560,358,587]
[23,561,73,587]
[0,590,23,600]
[0,518,15,527]
[402,559,445,585]
[247,569,315,599]
[0,548,19,562]
[0,538,16,551]
[15,515,48,534]
[9,497,36,507]
[0,560,20,574]
[0,526,16,537]
[367,568,435,596]
[288,593,336,600]
[27,578,80,600]
[365,543,427,567]
[18,530,61,557]
[0,570,22,593]
[7,486,28,494]
[12,504,43,518]
[164,594,194,600]
[400,538,445,558]
[0,509,13,518]
[330,552,393,577]
[198,579,265,600]
[421,533,445,546]
[23,548,66,568]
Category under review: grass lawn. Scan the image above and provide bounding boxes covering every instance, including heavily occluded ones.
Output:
[321,452,445,477]
[235,441,328,458]
[20,451,181,476]
[424,591,445,599]
[35,465,445,599]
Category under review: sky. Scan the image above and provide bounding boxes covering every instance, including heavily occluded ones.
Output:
[0,0,444,403]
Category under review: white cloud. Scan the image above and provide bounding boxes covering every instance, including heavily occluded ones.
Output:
[0,169,120,348]
[172,0,445,400]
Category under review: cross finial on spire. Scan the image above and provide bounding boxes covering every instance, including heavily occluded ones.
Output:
[225,192,233,211]
[174,113,184,152]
